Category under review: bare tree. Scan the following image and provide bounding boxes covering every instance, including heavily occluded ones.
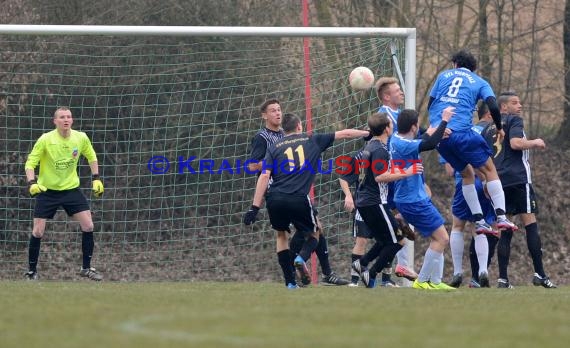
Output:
[558,0,570,148]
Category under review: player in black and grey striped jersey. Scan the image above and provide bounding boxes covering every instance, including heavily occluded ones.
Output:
[245,99,349,286]
[490,91,556,289]
[339,148,400,287]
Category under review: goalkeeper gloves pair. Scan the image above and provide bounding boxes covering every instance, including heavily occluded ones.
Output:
[28,175,104,198]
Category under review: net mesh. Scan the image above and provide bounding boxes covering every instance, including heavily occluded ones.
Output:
[0,33,408,281]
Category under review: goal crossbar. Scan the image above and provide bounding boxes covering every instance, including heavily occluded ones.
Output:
[0,25,416,108]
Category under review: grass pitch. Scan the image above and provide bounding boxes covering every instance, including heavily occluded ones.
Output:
[1,281,568,348]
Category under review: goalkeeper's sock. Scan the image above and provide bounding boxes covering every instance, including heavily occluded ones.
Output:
[28,235,41,272]
[81,231,94,269]
[497,229,513,280]
[277,250,295,286]
[298,237,318,262]
[315,235,332,276]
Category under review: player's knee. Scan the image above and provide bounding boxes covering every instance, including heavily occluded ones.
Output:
[32,230,44,238]
[81,222,94,232]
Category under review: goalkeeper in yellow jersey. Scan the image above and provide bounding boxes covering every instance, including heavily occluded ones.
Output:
[24,106,104,281]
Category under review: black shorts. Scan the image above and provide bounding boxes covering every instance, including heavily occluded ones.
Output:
[504,183,538,215]
[266,193,316,235]
[353,209,373,239]
[356,203,403,244]
[33,188,90,219]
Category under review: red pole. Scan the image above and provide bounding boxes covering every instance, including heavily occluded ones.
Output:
[301,0,318,284]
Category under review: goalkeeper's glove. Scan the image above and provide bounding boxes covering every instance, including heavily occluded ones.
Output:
[28,180,47,197]
[243,205,260,225]
[92,174,104,198]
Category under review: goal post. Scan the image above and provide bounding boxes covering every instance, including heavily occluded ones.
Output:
[0,25,416,281]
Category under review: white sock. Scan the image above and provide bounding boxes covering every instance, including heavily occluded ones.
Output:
[396,239,409,267]
[462,184,483,216]
[474,234,489,275]
[450,230,464,275]
[486,179,506,212]
[431,252,444,284]
[418,248,441,283]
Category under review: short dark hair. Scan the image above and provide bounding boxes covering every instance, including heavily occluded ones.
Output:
[451,50,477,72]
[477,101,489,120]
[282,113,301,133]
[397,109,419,133]
[260,98,280,113]
[368,112,391,136]
[498,91,518,108]
[54,106,71,118]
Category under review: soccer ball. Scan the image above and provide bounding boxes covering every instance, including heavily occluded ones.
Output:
[349,66,375,91]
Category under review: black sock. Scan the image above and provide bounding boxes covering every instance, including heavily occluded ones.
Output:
[289,231,304,256]
[28,235,41,272]
[299,236,318,261]
[497,230,513,280]
[487,234,499,265]
[469,237,479,282]
[81,231,94,269]
[278,250,296,286]
[361,242,383,267]
[351,253,362,283]
[525,223,545,277]
[315,235,331,276]
[370,243,402,279]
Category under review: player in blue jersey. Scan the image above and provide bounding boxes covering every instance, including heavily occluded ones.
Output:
[428,50,517,234]
[443,103,499,288]
[492,92,556,289]
[390,107,456,290]
[375,77,418,282]
[243,113,369,288]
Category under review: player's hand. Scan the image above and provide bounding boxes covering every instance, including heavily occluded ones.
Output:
[441,106,455,122]
[532,138,546,149]
[28,180,47,197]
[344,196,355,213]
[363,130,373,141]
[405,162,423,176]
[92,175,104,198]
[243,205,260,225]
[496,129,505,145]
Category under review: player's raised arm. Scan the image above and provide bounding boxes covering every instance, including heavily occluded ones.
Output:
[334,129,370,140]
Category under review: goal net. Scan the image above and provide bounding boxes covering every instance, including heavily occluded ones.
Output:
[0,25,416,281]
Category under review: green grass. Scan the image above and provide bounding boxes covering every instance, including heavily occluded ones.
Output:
[1,282,569,348]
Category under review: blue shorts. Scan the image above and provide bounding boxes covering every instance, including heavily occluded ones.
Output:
[452,178,496,225]
[437,129,493,171]
[395,199,445,237]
